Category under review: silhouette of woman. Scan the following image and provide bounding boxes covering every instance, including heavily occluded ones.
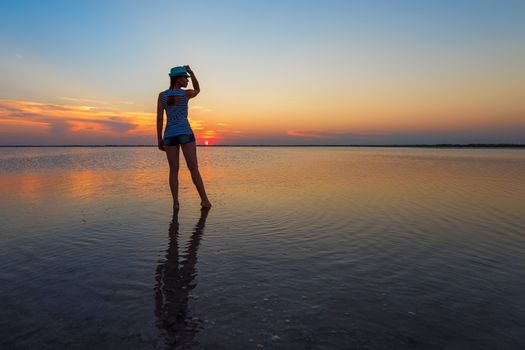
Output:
[154,208,210,348]
[157,65,211,210]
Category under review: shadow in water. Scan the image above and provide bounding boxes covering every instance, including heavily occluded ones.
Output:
[155,208,210,348]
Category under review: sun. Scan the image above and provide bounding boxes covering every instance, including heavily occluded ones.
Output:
[205,140,209,146]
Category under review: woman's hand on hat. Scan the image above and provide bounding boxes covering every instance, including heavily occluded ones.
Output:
[184,65,193,73]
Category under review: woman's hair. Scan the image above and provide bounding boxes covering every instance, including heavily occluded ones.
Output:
[169,76,179,89]
[167,76,184,106]
[169,75,187,88]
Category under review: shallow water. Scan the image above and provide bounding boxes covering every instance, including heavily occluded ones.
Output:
[1,147,524,349]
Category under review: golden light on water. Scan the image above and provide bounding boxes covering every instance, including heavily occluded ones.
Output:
[1,148,524,229]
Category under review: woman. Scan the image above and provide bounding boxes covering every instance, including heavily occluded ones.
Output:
[157,65,211,209]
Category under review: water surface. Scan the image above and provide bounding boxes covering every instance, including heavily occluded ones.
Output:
[1,147,524,349]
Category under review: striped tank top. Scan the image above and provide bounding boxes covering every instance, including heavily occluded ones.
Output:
[162,89,193,138]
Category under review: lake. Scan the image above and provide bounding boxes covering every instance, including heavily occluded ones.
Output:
[1,147,524,349]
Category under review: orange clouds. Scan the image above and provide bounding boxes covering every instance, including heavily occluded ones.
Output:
[0,99,218,145]
[1,97,524,145]
[287,129,337,139]
[0,99,150,136]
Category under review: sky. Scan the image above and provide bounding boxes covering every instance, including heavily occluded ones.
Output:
[1,0,524,145]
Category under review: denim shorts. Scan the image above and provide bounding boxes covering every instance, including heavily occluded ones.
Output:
[163,134,196,146]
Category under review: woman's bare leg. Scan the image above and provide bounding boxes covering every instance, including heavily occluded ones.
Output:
[165,145,181,209]
[181,141,211,207]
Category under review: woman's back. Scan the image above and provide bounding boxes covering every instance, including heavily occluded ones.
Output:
[162,89,192,137]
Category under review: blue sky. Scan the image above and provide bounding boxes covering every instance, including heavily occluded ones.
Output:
[1,0,524,144]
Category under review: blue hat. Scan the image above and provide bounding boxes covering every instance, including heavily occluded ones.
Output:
[169,66,190,77]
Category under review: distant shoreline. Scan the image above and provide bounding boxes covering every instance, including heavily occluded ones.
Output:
[1,144,524,148]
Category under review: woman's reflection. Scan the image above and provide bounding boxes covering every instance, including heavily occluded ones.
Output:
[155,208,210,348]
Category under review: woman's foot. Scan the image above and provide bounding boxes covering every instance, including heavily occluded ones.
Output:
[200,200,212,208]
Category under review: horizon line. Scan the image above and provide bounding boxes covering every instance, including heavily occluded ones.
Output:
[1,144,524,148]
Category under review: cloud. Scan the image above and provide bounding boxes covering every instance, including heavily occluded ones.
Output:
[48,120,71,135]
[3,99,521,145]
[60,97,136,106]
[60,97,106,105]
[287,129,339,139]
[0,98,219,145]
[99,119,137,132]
[0,99,148,141]
[287,129,387,139]
[189,118,204,131]
[189,105,212,113]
